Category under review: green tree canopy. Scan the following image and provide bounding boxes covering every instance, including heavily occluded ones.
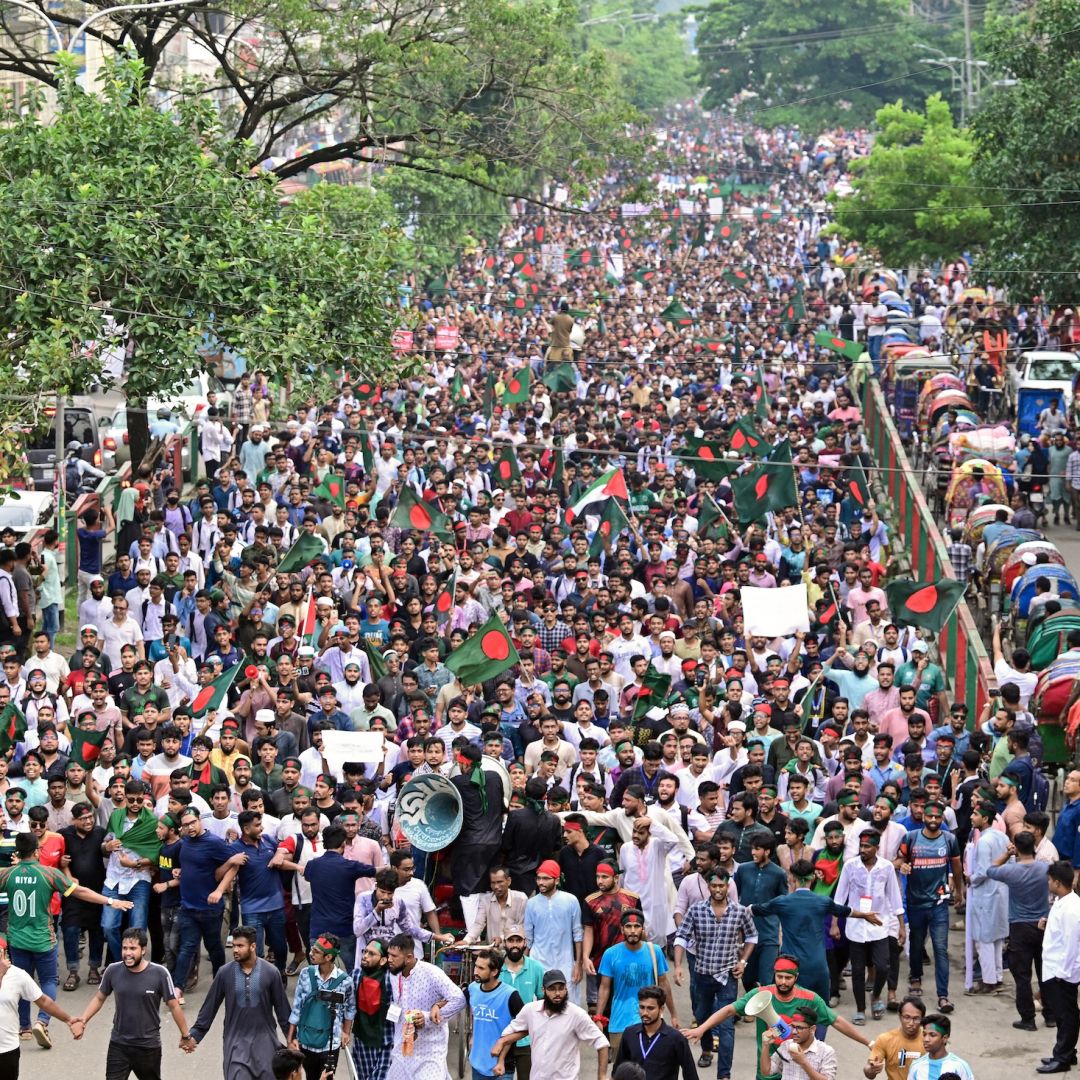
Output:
[971,0,1080,303]
[0,58,402,478]
[830,94,996,266]
[695,0,958,130]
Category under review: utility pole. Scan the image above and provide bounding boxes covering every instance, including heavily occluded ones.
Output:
[54,393,64,532]
[962,0,975,121]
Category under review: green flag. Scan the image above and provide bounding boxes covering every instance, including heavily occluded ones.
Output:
[313,473,346,509]
[433,569,458,627]
[362,637,388,681]
[728,418,769,459]
[357,419,375,475]
[842,463,872,509]
[492,445,521,486]
[189,663,244,720]
[588,499,630,557]
[697,492,729,540]
[693,217,708,248]
[716,220,742,242]
[501,367,531,405]
[445,614,521,686]
[276,533,327,574]
[449,372,467,404]
[426,276,448,298]
[659,301,694,327]
[814,330,866,362]
[69,726,110,766]
[0,703,26,756]
[684,434,741,480]
[731,442,798,522]
[884,579,967,632]
[632,665,672,722]
[542,362,577,394]
[390,487,454,542]
[723,268,751,287]
[566,247,598,268]
[482,370,497,419]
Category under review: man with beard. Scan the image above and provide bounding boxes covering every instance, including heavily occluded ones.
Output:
[811,791,874,859]
[525,861,585,1006]
[351,939,394,1080]
[619,817,680,946]
[383,932,465,1080]
[491,969,609,1080]
[498,926,545,1080]
[583,864,640,1011]
[181,925,291,1079]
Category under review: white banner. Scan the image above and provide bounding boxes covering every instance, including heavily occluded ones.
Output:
[678,198,697,216]
[742,584,811,637]
[708,196,725,218]
[320,730,386,780]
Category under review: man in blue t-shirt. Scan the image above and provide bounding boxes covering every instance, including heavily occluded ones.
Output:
[276,823,374,972]
[77,505,114,605]
[224,810,288,973]
[898,801,964,1011]
[173,806,239,990]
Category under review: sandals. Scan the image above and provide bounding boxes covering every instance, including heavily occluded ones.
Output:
[63,972,80,992]
[909,980,923,995]
[852,1012,866,1026]
[872,1002,886,1020]
[939,997,955,1013]
[87,968,101,986]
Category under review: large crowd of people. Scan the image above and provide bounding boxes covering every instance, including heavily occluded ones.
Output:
[0,108,1077,1080]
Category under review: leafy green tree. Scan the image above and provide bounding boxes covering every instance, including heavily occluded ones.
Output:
[0,58,402,477]
[830,94,995,265]
[970,0,1080,302]
[0,0,637,197]
[695,0,957,130]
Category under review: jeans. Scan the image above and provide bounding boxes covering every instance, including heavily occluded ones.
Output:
[244,908,288,973]
[907,904,950,999]
[9,946,57,1028]
[102,881,151,963]
[62,920,104,972]
[1008,921,1048,1023]
[40,604,59,645]
[173,907,226,986]
[692,970,739,1077]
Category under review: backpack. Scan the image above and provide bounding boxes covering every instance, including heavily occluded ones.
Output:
[296,967,350,1049]
[65,458,82,494]
[1010,757,1049,813]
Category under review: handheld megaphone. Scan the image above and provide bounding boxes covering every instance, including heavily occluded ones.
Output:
[744,990,793,1040]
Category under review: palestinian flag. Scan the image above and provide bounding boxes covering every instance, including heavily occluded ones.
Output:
[433,570,457,627]
[842,463,872,508]
[445,614,521,685]
[723,268,751,287]
[632,665,672,722]
[817,584,849,632]
[390,487,454,541]
[697,492,729,540]
[449,372,467,404]
[588,499,630,557]
[501,367,531,405]
[566,247,598,268]
[659,301,694,327]
[542,362,577,394]
[493,445,521,485]
[814,330,865,362]
[565,468,629,525]
[728,418,769,458]
[0,703,26,756]
[634,268,659,284]
[716,220,742,241]
[731,442,798,522]
[313,473,346,509]
[190,663,244,720]
[685,435,740,480]
[884,579,967,632]
[69,726,110,766]
[352,380,381,403]
[276,533,327,574]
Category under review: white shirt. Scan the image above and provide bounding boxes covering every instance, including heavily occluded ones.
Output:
[0,966,42,1052]
[909,1052,974,1080]
[502,1000,608,1080]
[833,854,904,942]
[100,614,144,667]
[1043,890,1080,983]
[992,659,1038,709]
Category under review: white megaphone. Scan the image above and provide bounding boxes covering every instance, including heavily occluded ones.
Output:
[744,990,793,1040]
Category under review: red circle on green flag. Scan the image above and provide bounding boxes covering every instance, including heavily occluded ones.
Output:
[508,379,521,395]
[848,481,865,504]
[731,431,745,449]
[191,686,215,713]
[328,482,340,496]
[409,504,432,529]
[436,590,453,612]
[831,338,846,349]
[481,630,510,661]
[600,521,611,535]
[357,382,372,395]
[905,585,940,613]
[754,474,769,499]
[698,446,715,461]
[499,462,512,480]
[720,226,731,238]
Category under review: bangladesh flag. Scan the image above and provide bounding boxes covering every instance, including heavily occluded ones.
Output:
[842,463,872,509]
[634,268,659,284]
[511,251,528,269]
[299,587,318,649]
[390,487,454,541]
[352,380,381,403]
[276,533,327,574]
[697,492,729,540]
[493,445,521,485]
[356,419,375,475]
[190,663,244,720]
[566,467,629,525]
[313,473,346,509]
[501,367,531,405]
[754,208,778,222]
[504,292,529,313]
[659,300,694,327]
[449,372,467,404]
[567,247,598,268]
[632,665,672,722]
[731,442,798,522]
[481,370,497,418]
[362,637,388,681]
[814,330,865,362]
[696,338,726,353]
[784,289,806,329]
[693,217,708,249]
[884,579,967,632]
[542,362,577,394]
[685,435,740,480]
[433,570,457,627]
[0,703,26,756]
[588,499,630,557]
[716,220,742,241]
[69,726,110,766]
[817,584,849,632]
[445,614,521,685]
[617,226,632,250]
[723,268,751,287]
[728,418,769,458]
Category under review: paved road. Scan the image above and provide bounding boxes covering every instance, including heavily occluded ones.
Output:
[29,935,1053,1080]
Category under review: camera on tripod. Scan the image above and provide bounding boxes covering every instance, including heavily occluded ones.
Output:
[316,989,348,1005]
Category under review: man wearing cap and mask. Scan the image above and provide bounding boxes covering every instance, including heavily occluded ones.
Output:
[492,967,609,1080]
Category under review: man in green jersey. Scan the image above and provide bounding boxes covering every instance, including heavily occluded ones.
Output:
[0,832,131,1048]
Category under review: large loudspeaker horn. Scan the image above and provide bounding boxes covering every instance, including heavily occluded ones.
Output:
[396,774,463,851]
[744,990,793,1040]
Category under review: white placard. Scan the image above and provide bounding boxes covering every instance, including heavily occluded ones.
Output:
[320,730,386,780]
[742,584,811,637]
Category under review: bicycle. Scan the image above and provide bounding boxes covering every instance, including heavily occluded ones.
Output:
[433,941,490,1079]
